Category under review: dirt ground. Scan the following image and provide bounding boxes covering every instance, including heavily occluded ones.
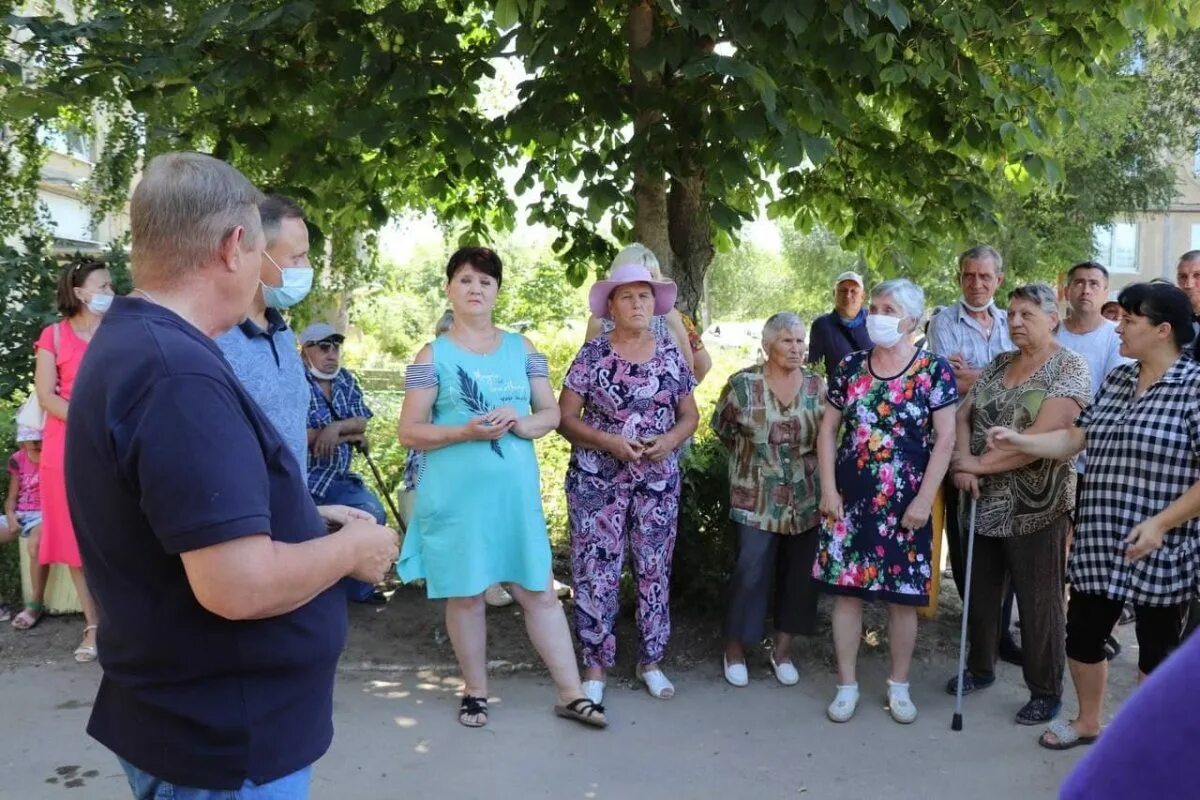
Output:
[0,576,970,678]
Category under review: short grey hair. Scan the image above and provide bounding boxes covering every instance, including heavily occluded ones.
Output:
[611,243,663,279]
[130,152,264,282]
[435,309,454,336]
[1007,283,1061,331]
[762,312,804,348]
[957,244,1004,275]
[872,279,925,321]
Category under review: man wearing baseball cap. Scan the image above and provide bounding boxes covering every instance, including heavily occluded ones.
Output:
[807,270,873,377]
[301,323,388,604]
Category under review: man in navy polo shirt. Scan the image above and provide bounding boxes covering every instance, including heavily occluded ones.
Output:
[65,152,399,798]
[806,270,873,377]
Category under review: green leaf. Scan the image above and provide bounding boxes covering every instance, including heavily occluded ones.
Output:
[494,0,519,30]
[885,1,910,33]
[801,132,834,164]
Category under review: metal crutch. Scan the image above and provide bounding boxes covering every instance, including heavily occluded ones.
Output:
[353,441,406,534]
[952,495,978,732]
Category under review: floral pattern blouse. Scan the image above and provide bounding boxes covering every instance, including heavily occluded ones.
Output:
[711,365,825,534]
[563,334,697,485]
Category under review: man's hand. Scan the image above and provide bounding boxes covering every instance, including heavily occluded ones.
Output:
[317,505,375,530]
[343,519,400,584]
[312,423,342,458]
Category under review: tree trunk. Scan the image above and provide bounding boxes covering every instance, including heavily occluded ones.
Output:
[667,170,713,319]
[625,0,672,277]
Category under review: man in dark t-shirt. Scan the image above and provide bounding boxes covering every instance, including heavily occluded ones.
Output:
[806,270,873,377]
[65,152,398,797]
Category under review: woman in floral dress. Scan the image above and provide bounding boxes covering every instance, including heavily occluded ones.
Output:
[815,279,958,724]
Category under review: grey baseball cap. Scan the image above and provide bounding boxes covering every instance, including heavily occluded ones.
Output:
[834,270,864,288]
[299,322,345,346]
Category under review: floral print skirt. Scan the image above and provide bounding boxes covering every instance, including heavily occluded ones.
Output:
[812,457,934,606]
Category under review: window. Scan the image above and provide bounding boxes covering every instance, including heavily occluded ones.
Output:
[38,124,92,162]
[1092,223,1138,273]
[1191,224,1200,252]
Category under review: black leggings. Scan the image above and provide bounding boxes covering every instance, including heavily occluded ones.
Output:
[1066,590,1185,674]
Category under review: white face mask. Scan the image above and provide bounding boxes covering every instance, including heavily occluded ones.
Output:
[308,365,339,381]
[961,297,994,313]
[86,292,114,315]
[866,313,906,347]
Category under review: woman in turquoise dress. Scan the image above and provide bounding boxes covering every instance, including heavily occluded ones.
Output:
[397,247,605,730]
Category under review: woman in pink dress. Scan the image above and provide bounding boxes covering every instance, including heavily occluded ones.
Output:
[34,257,114,662]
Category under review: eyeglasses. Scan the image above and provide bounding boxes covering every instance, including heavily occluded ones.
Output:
[310,341,341,353]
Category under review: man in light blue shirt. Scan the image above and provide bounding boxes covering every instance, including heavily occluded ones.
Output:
[216,195,313,471]
[931,245,1021,664]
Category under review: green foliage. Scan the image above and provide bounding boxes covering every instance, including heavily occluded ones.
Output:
[0,394,21,603]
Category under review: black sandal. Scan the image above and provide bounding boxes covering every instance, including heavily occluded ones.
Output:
[554,697,608,729]
[458,695,488,728]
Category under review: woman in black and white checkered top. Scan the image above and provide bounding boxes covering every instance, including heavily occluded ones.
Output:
[989,282,1200,752]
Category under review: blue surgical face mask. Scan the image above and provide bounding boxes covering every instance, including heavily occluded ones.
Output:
[261,252,313,309]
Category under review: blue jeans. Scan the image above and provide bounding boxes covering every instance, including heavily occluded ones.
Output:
[319,474,386,602]
[119,758,311,799]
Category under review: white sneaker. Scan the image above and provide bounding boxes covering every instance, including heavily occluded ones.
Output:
[770,654,800,686]
[827,683,859,723]
[723,655,749,687]
[886,679,918,724]
[484,584,514,608]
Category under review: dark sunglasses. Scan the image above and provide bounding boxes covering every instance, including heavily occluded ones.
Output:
[310,341,341,353]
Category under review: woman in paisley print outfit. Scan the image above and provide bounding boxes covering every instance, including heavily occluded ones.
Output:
[713,312,825,688]
[814,279,958,724]
[559,262,698,706]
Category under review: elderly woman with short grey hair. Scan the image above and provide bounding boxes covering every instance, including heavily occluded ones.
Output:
[814,278,959,724]
[713,312,825,688]
[947,282,1091,726]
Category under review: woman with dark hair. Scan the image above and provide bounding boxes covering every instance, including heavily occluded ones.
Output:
[989,282,1200,750]
[397,247,605,730]
[949,283,1091,726]
[34,257,114,662]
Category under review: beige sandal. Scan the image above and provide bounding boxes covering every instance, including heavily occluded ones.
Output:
[74,625,98,663]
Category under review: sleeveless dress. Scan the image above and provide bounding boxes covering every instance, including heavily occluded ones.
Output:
[396,332,551,598]
[35,320,90,567]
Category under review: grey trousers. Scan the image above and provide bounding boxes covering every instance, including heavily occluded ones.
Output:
[724,523,820,643]
[966,516,1068,699]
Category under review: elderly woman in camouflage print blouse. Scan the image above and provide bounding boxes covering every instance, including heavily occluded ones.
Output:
[712,312,825,688]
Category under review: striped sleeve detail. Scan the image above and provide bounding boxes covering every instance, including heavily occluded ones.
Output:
[404,363,438,389]
[526,353,550,379]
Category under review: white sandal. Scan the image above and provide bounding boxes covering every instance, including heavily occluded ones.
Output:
[827,683,859,723]
[74,625,99,664]
[886,679,918,724]
[723,655,749,687]
[637,666,675,699]
[770,654,800,686]
[581,679,606,705]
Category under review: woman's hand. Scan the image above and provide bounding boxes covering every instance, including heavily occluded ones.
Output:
[986,426,1025,452]
[952,470,980,498]
[607,434,645,462]
[463,416,514,441]
[483,405,519,429]
[900,496,932,531]
[952,454,982,475]
[641,434,677,462]
[1124,517,1167,563]
[819,488,844,521]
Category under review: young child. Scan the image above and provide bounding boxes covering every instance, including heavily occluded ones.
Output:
[3,425,49,629]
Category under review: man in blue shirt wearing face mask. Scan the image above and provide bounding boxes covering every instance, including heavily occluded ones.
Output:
[216,195,314,469]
